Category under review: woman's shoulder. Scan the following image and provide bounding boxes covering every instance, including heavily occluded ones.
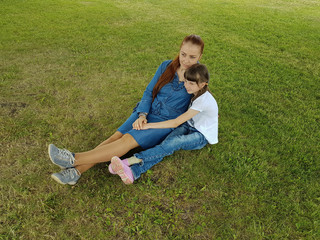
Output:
[156,60,173,73]
[160,60,173,67]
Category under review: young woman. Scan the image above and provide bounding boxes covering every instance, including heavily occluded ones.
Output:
[109,63,218,184]
[49,35,204,185]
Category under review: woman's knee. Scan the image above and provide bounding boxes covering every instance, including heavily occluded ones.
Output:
[121,134,139,148]
[96,131,123,147]
[106,131,123,142]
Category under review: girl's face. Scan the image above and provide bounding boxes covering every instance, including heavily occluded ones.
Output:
[179,41,202,71]
[184,79,206,95]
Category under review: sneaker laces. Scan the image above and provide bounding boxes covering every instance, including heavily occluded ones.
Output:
[58,148,75,165]
[61,168,79,179]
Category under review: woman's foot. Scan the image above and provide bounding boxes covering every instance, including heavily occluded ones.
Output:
[51,168,81,185]
[110,156,134,184]
[48,144,75,169]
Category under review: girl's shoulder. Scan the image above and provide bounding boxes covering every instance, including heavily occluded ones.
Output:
[193,91,218,108]
[196,91,215,102]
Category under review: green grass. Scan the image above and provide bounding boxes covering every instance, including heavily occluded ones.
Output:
[1,0,319,239]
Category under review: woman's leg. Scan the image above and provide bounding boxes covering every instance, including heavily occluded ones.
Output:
[75,131,124,174]
[96,131,124,147]
[75,134,139,172]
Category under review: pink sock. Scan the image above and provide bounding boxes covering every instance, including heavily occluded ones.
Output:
[110,156,134,184]
[108,158,129,174]
[122,159,129,166]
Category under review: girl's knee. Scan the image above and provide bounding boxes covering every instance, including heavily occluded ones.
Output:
[161,136,184,150]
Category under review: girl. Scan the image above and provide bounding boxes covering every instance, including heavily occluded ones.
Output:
[109,63,218,184]
[49,35,204,185]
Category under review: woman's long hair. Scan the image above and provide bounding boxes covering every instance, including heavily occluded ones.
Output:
[152,35,204,101]
[184,63,210,102]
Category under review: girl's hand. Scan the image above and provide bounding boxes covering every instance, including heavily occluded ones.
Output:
[132,116,147,130]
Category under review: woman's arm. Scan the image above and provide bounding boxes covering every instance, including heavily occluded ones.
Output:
[137,109,200,130]
[132,61,172,130]
[136,61,171,114]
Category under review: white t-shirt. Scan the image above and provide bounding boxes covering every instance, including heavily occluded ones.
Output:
[187,91,218,144]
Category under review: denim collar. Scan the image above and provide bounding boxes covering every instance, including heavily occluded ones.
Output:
[172,73,185,90]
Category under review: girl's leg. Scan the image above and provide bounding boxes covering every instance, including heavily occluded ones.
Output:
[74,133,139,168]
[130,127,208,180]
[130,126,188,179]
[75,131,124,174]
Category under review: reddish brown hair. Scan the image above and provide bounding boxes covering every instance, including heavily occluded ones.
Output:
[152,35,204,101]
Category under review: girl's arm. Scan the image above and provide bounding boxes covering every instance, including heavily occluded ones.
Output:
[138,108,200,130]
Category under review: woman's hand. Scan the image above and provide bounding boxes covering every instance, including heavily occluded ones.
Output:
[140,123,151,130]
[132,116,148,130]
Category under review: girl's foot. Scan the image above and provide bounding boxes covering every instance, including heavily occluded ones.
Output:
[51,168,81,185]
[108,158,129,174]
[110,156,134,184]
[48,144,75,169]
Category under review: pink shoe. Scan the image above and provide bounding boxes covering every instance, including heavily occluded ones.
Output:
[110,157,134,184]
[108,158,129,174]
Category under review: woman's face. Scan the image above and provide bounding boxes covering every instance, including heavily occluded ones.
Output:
[179,41,202,71]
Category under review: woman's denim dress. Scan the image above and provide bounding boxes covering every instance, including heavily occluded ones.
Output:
[118,60,192,149]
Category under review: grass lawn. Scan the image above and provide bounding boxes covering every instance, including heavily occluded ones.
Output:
[1,0,319,239]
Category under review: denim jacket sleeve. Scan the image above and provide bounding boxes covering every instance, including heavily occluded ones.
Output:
[136,60,172,114]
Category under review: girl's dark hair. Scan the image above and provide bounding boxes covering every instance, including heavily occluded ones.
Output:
[152,35,204,101]
[184,63,210,101]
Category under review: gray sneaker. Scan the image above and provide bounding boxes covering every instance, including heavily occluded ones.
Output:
[51,168,81,185]
[48,144,75,169]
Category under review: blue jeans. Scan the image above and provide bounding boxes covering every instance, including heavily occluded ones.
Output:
[130,123,208,180]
